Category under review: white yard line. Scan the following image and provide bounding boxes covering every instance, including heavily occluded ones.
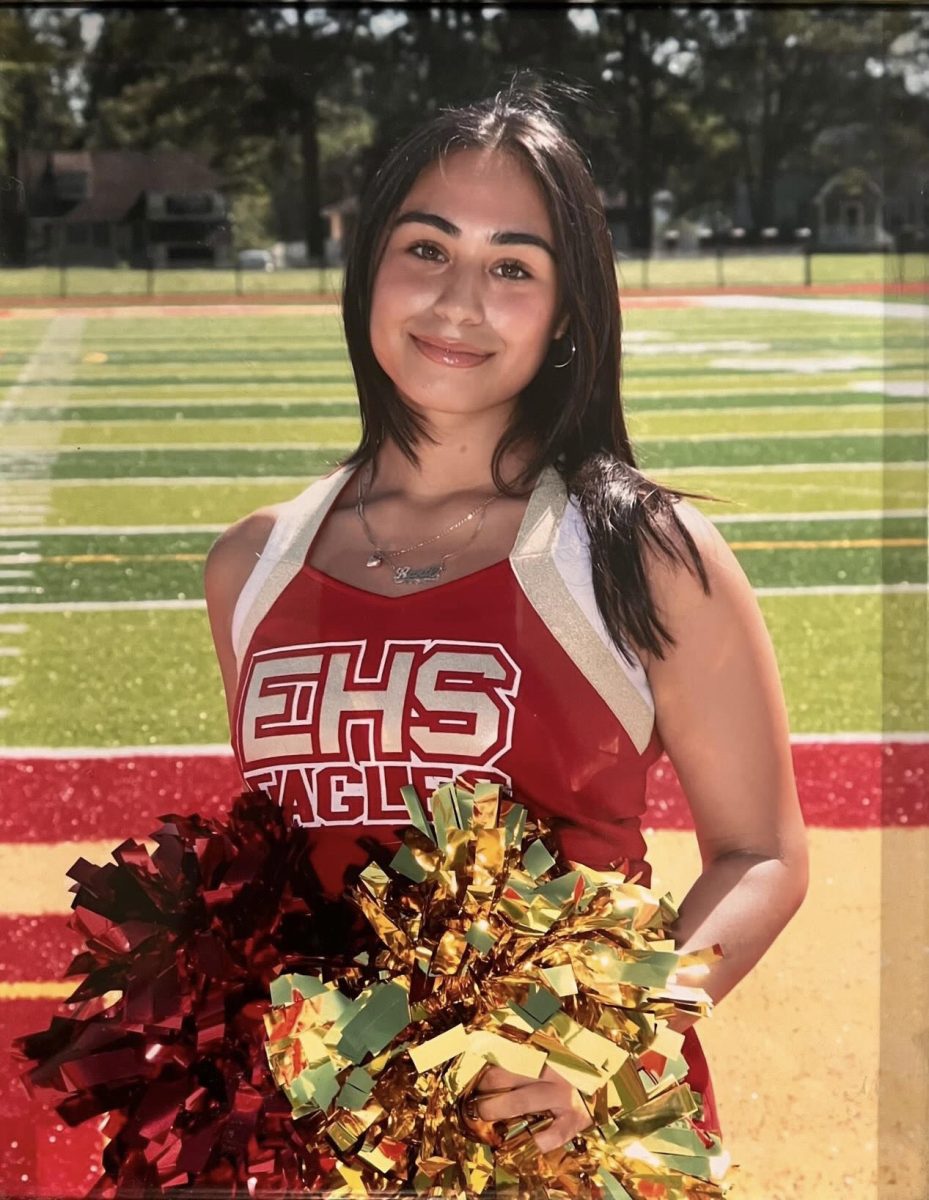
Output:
[0,461,920,489]
[5,428,922,452]
[692,293,929,320]
[0,730,924,758]
[1,441,353,453]
[753,583,927,596]
[1,581,925,615]
[4,475,323,486]
[0,524,227,535]
[657,461,925,475]
[1,315,84,520]
[788,731,929,744]
[0,599,206,612]
[711,509,927,522]
[0,511,922,542]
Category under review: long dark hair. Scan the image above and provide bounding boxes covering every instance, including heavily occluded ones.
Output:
[341,70,731,668]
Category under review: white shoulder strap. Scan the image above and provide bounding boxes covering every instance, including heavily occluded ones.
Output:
[231,463,356,672]
[509,465,656,754]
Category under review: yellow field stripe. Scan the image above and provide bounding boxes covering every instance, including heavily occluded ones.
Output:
[0,980,77,1000]
[0,839,158,915]
[14,553,206,565]
[6,536,926,568]
[729,537,926,551]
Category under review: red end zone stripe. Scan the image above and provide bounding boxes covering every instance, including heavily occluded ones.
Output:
[0,997,104,1195]
[0,743,926,841]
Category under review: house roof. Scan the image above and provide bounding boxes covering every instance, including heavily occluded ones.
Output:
[19,149,224,222]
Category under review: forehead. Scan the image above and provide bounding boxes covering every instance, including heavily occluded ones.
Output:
[401,147,553,235]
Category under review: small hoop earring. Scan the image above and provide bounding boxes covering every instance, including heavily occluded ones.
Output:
[552,330,575,369]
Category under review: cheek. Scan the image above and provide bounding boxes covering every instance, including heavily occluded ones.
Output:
[492,292,559,354]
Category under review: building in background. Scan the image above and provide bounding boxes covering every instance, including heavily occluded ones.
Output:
[18,149,233,268]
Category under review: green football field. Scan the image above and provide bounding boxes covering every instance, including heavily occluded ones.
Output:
[0,295,925,747]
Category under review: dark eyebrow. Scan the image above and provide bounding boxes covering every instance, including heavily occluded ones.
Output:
[392,209,556,259]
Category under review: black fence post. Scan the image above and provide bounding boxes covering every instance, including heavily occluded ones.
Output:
[794,228,813,286]
[147,257,155,296]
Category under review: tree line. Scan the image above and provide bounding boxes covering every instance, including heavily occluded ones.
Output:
[1,4,927,264]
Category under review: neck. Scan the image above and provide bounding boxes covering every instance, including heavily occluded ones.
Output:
[369,410,536,502]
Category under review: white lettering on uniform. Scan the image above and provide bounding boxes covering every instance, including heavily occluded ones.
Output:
[238,638,521,826]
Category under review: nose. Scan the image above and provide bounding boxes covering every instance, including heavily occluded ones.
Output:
[431,262,486,326]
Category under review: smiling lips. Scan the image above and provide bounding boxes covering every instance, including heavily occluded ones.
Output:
[411,334,493,368]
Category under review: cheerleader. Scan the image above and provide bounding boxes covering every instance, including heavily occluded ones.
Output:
[205,75,808,1157]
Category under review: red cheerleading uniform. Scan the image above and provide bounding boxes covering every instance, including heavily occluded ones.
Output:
[230,461,722,1138]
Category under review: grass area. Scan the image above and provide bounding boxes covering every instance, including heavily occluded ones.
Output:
[2,590,922,746]
[0,252,926,301]
[0,291,925,749]
[2,401,924,448]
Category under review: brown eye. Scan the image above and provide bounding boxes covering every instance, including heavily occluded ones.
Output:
[408,241,444,262]
[497,260,532,281]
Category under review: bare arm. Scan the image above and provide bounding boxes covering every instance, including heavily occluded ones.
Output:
[203,507,278,734]
[639,501,809,1029]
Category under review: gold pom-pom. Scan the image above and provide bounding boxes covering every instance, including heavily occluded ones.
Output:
[265,780,735,1198]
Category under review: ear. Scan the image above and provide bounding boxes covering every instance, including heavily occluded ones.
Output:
[553,312,569,341]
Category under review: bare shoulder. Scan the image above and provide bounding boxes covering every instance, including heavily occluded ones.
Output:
[204,504,281,594]
[203,504,282,728]
[636,498,750,671]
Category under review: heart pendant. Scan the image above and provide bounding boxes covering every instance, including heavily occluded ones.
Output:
[366,553,383,568]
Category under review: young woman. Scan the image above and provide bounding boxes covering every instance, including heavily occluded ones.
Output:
[205,77,808,1157]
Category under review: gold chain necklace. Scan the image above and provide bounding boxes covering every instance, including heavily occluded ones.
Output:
[355,463,500,586]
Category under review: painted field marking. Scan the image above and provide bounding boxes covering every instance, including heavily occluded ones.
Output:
[0,732,923,759]
[0,441,352,453]
[713,509,928,522]
[6,475,334,486]
[0,980,74,999]
[852,381,926,397]
[693,293,929,320]
[754,582,926,595]
[736,537,925,550]
[0,511,924,538]
[0,317,84,647]
[10,532,926,569]
[657,461,925,475]
[6,428,923,452]
[31,552,205,564]
[1,581,925,614]
[635,402,925,419]
[0,599,204,612]
[0,525,227,535]
[0,743,235,757]
[0,461,921,489]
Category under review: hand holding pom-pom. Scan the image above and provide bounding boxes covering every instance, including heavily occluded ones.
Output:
[459,1061,596,1154]
[266,779,736,1199]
